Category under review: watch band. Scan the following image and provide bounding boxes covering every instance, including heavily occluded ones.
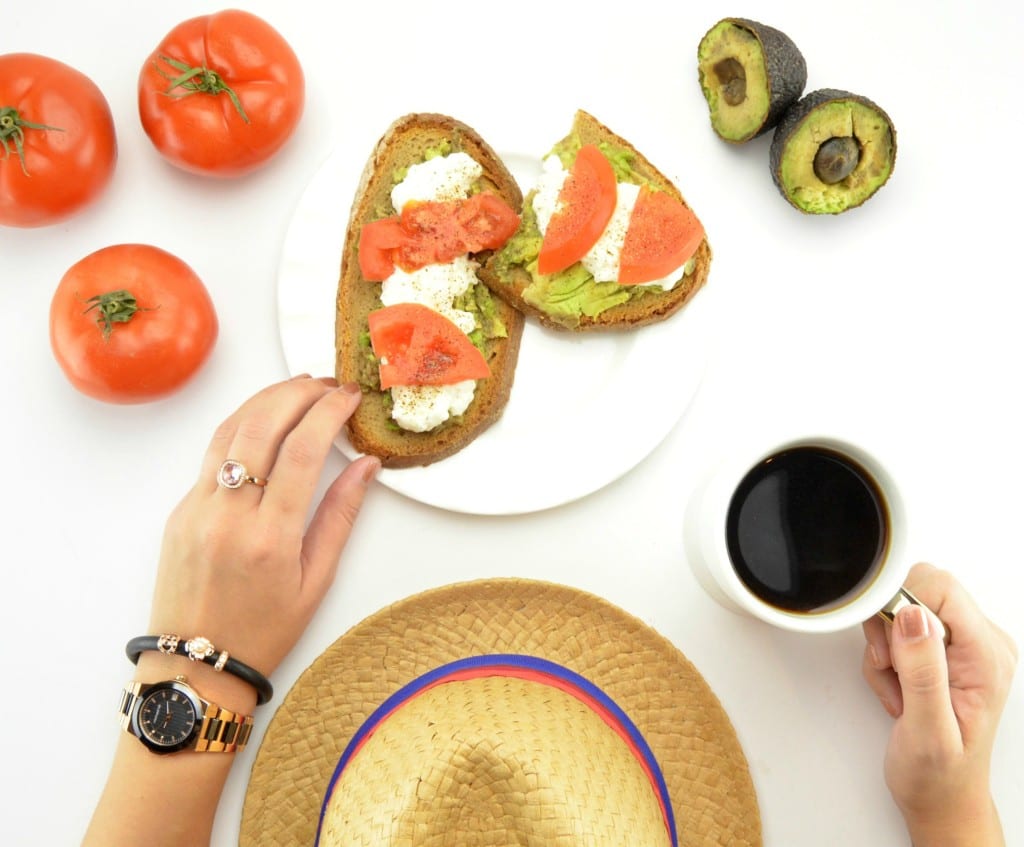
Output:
[120,680,255,752]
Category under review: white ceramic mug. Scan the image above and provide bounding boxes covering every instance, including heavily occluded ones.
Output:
[684,435,944,636]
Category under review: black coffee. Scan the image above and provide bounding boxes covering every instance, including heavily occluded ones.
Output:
[725,446,889,612]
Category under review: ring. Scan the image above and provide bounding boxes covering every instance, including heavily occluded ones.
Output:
[218,459,269,489]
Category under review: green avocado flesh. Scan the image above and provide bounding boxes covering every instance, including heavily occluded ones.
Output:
[770,89,897,214]
[697,18,807,143]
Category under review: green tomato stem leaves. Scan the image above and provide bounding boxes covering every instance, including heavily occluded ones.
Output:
[0,106,65,176]
[153,54,250,124]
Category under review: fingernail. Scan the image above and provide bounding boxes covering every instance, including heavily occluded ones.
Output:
[880,697,900,718]
[897,605,930,642]
[362,457,382,483]
[869,644,884,669]
[289,372,312,381]
[340,381,361,395]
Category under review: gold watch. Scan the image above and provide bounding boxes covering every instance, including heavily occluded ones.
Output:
[119,675,254,754]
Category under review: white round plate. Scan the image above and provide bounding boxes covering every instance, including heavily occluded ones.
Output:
[277,140,707,515]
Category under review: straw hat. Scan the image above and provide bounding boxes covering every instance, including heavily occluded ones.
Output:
[241,579,761,846]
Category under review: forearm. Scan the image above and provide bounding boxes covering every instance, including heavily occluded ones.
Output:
[83,652,258,847]
[83,736,233,847]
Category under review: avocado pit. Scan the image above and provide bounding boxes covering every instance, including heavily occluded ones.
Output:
[813,136,860,184]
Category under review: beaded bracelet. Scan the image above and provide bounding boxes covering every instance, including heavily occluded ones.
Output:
[126,634,273,705]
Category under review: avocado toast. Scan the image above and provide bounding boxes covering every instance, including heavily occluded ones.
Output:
[336,113,525,468]
[480,110,711,332]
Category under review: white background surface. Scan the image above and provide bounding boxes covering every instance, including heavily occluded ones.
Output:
[2,2,1021,845]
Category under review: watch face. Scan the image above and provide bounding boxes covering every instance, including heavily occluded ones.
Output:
[134,682,201,753]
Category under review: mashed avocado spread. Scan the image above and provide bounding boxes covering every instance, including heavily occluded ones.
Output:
[492,134,695,327]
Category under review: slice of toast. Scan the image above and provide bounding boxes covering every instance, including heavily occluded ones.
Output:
[480,110,711,331]
[335,113,525,468]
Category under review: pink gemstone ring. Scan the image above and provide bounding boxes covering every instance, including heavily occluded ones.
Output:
[218,459,269,490]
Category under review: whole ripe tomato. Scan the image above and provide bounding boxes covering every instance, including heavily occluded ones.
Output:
[138,10,304,177]
[0,53,117,228]
[50,244,218,404]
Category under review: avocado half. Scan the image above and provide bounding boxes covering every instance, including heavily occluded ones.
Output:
[770,89,897,214]
[697,17,807,143]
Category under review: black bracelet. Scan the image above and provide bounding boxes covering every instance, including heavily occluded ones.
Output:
[125,635,273,705]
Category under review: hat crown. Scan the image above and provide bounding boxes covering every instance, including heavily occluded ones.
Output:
[318,658,674,846]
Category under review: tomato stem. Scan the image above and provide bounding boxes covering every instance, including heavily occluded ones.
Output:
[0,106,65,176]
[154,55,250,124]
[82,290,152,339]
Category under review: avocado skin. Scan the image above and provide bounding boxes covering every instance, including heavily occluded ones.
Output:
[770,88,896,214]
[733,18,807,139]
[699,17,808,142]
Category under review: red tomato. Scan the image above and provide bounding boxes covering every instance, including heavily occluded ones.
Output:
[618,187,705,285]
[50,244,218,404]
[368,303,490,389]
[0,53,117,228]
[359,193,520,281]
[537,144,617,276]
[138,10,304,177]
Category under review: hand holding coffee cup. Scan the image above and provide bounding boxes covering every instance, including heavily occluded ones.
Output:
[684,436,948,641]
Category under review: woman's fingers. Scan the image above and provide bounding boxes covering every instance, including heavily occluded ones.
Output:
[862,616,903,718]
[300,454,381,597]
[863,615,894,671]
[890,604,963,757]
[198,376,337,495]
[259,382,364,520]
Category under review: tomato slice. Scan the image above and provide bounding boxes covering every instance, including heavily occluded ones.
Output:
[398,192,519,270]
[537,144,618,276]
[359,218,407,280]
[618,186,705,285]
[368,303,490,389]
[358,193,519,281]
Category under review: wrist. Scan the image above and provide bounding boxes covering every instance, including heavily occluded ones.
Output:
[902,793,1004,847]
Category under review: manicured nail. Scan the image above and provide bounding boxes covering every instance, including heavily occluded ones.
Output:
[340,381,361,395]
[362,457,382,483]
[897,605,929,641]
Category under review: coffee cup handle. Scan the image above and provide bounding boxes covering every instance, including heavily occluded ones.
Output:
[877,587,951,645]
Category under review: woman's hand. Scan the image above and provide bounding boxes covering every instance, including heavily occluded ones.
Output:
[84,376,380,847]
[142,376,380,708]
[862,563,1017,846]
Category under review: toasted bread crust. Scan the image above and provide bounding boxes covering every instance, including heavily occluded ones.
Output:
[479,110,711,331]
[336,114,524,468]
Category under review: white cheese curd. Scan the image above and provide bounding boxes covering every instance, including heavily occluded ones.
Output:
[630,258,688,292]
[531,154,570,233]
[580,182,639,283]
[390,152,483,213]
[380,256,479,335]
[390,380,476,433]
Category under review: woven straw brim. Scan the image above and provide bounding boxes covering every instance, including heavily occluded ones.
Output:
[240,578,761,846]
